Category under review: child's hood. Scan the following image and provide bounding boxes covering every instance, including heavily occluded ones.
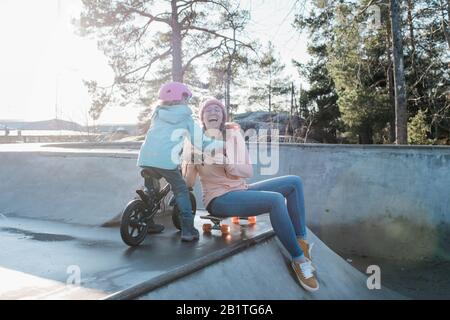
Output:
[154,104,193,124]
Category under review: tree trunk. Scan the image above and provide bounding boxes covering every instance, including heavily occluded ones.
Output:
[388,65,396,143]
[359,125,373,144]
[385,8,396,143]
[225,67,231,115]
[225,48,232,115]
[268,81,272,114]
[407,0,416,73]
[290,82,294,118]
[289,82,294,135]
[171,0,183,82]
[390,0,408,144]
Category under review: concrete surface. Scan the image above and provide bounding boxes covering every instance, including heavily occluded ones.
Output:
[0,212,273,299]
[246,143,450,226]
[0,212,402,300]
[0,142,448,299]
[35,141,450,226]
[0,149,140,226]
[139,231,403,300]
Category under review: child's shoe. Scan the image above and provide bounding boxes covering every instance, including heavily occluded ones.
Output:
[291,260,319,292]
[147,219,165,234]
[181,217,199,242]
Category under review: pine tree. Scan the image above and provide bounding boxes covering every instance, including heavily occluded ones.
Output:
[247,42,290,118]
[294,0,342,143]
[294,0,449,144]
[408,109,434,144]
[403,0,449,142]
[327,1,391,144]
[207,7,253,117]
[77,0,253,120]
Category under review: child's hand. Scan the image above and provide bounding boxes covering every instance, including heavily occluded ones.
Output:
[225,122,243,142]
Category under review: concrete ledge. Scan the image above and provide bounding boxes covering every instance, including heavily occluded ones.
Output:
[42,142,143,150]
[42,141,450,152]
[102,231,275,300]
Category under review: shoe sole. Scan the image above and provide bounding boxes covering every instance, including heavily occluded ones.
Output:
[181,235,200,242]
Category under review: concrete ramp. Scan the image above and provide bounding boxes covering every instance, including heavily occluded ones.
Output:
[0,151,141,226]
[2,143,445,299]
[123,231,402,300]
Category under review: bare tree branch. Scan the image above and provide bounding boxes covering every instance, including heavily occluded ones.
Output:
[182,40,225,75]
[118,48,172,80]
[122,4,171,25]
[178,0,229,13]
[184,25,254,50]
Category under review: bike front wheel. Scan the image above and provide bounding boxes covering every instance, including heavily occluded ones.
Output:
[120,199,150,246]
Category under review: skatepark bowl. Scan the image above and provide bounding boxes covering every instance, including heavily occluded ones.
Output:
[0,142,449,300]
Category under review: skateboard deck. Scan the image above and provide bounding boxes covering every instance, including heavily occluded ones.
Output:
[200,215,256,224]
[200,215,226,223]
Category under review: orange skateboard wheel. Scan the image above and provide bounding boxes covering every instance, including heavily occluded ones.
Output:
[220,224,230,235]
[203,223,212,233]
[231,217,240,224]
[248,216,257,224]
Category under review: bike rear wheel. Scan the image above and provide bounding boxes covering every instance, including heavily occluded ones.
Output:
[120,199,150,246]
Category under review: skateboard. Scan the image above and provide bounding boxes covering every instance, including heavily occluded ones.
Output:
[200,215,257,235]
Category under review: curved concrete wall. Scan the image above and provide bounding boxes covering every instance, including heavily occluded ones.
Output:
[0,151,142,226]
[2,144,448,227]
[246,144,450,227]
[245,144,450,261]
[1,143,448,259]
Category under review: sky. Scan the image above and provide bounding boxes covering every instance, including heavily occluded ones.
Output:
[0,0,310,125]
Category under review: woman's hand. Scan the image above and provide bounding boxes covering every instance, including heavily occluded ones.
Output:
[225,124,247,166]
[225,122,241,130]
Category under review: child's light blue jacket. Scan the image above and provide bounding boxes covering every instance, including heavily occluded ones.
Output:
[137,104,222,170]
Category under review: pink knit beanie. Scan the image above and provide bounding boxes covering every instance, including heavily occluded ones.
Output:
[198,98,228,125]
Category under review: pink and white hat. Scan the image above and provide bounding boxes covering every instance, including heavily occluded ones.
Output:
[198,98,228,123]
[158,82,192,102]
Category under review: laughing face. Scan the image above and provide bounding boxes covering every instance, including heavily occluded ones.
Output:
[202,104,224,130]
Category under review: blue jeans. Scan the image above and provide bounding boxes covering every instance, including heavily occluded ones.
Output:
[209,175,307,259]
[141,166,193,220]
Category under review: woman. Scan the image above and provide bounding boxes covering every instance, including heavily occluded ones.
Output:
[182,98,319,292]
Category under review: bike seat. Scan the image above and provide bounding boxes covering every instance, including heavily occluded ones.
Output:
[140,168,162,180]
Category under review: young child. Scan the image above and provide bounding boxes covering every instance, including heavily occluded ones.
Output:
[137,82,223,242]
